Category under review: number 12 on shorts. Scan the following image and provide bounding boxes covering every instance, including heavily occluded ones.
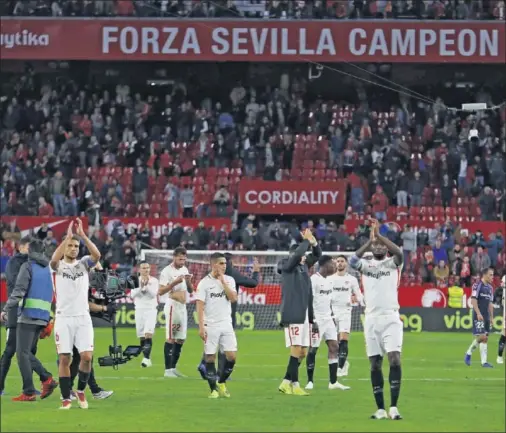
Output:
[290,326,300,336]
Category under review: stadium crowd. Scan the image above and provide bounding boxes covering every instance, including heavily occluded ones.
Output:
[3,0,505,20]
[1,1,505,287]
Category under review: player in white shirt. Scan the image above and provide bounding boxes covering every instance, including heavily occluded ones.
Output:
[328,255,363,378]
[49,219,101,410]
[305,256,350,391]
[497,275,505,364]
[195,252,238,399]
[131,262,159,368]
[158,247,194,378]
[349,220,404,421]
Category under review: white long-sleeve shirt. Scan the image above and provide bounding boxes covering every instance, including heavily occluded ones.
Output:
[131,276,159,309]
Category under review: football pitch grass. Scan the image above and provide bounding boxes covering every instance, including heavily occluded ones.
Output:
[1,329,505,432]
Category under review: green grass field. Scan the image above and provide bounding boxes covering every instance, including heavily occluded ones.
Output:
[1,329,505,432]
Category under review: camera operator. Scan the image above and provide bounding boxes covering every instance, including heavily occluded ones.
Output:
[64,262,114,400]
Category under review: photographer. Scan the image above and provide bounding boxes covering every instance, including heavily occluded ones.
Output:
[64,262,114,400]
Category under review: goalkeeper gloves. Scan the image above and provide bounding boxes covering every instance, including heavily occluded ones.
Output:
[40,319,54,339]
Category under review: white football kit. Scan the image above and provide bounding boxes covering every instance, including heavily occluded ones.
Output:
[309,273,337,348]
[195,274,238,355]
[159,264,190,340]
[352,256,403,357]
[131,276,159,338]
[52,256,96,354]
[329,273,362,335]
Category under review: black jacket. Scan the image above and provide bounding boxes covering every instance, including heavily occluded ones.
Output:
[4,252,28,327]
[277,240,322,326]
[225,261,260,290]
[4,252,51,326]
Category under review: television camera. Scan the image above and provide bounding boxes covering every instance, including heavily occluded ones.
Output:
[91,270,143,369]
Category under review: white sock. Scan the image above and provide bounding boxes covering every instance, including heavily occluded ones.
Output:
[479,342,488,364]
[292,381,300,388]
[466,340,479,355]
[281,379,291,386]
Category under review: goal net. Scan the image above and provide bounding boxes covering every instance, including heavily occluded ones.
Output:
[140,250,366,332]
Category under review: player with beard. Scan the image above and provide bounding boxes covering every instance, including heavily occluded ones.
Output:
[158,247,194,378]
[349,220,404,420]
[50,219,101,410]
[197,254,260,381]
[464,267,495,368]
[195,253,238,398]
[328,255,364,378]
[305,255,350,391]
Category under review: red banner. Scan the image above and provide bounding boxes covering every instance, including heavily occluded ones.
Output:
[1,19,504,63]
[102,217,230,238]
[344,220,504,238]
[238,180,347,215]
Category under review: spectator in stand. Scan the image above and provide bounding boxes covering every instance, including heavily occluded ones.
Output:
[408,171,425,206]
[49,170,67,216]
[482,232,504,267]
[471,246,492,275]
[479,186,497,220]
[38,197,53,217]
[165,180,180,218]
[400,225,417,271]
[421,251,436,283]
[133,166,148,205]
[180,185,195,218]
[371,185,389,221]
[213,185,230,215]
[432,239,448,264]
[434,260,450,285]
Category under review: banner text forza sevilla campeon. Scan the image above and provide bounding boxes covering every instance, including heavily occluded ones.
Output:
[1,19,504,63]
[238,180,347,215]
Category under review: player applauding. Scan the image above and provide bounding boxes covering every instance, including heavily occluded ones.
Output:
[195,253,238,399]
[305,255,350,391]
[329,255,363,378]
[349,220,404,420]
[50,219,101,410]
[465,267,495,368]
[277,229,321,397]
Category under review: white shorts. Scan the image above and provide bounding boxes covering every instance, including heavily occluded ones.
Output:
[334,309,352,335]
[164,303,187,340]
[284,319,311,348]
[204,321,237,355]
[54,314,94,355]
[311,319,338,348]
[135,308,158,338]
[364,313,403,358]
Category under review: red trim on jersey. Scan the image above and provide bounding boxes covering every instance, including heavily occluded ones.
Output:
[168,306,173,339]
[52,272,57,303]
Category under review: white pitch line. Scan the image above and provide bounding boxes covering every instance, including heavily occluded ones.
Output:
[90,376,505,383]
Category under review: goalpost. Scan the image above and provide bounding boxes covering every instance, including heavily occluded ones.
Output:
[140,249,366,332]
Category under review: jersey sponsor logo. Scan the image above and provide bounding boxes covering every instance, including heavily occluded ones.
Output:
[363,270,391,279]
[319,289,332,295]
[421,289,447,308]
[210,292,226,299]
[61,271,85,281]
[333,287,349,292]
